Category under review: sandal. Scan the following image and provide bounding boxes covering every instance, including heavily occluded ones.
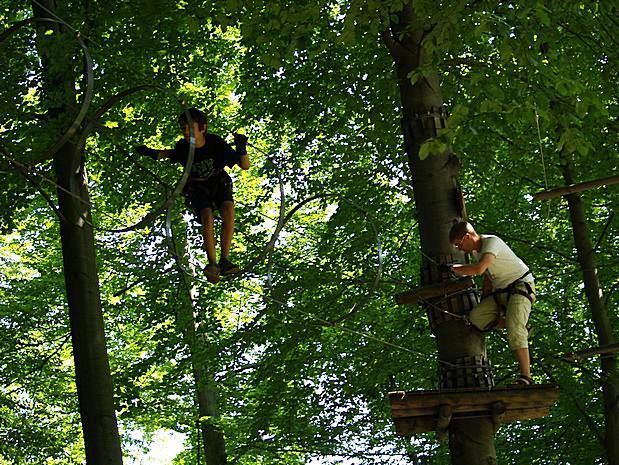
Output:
[512,374,534,386]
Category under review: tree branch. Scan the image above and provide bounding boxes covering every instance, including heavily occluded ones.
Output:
[532,175,619,201]
[0,147,68,223]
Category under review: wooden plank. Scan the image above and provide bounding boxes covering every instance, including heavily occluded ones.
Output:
[393,405,554,435]
[389,385,560,426]
[391,398,558,417]
[395,278,475,305]
[390,384,559,402]
[532,174,619,201]
[390,385,559,416]
[392,400,555,418]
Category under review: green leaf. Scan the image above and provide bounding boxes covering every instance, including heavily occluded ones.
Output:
[575,99,588,118]
[536,2,551,26]
[480,99,502,113]
[407,65,434,86]
[419,138,448,160]
[448,104,469,127]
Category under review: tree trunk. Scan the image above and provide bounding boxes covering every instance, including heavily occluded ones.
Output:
[383,4,496,464]
[561,162,619,465]
[31,3,124,464]
[55,148,125,465]
[175,237,228,465]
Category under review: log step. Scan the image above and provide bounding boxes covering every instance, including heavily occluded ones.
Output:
[389,384,559,435]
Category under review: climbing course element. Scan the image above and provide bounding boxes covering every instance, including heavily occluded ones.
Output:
[392,255,560,439]
[563,342,619,361]
[395,277,475,306]
[532,174,619,202]
[389,384,560,437]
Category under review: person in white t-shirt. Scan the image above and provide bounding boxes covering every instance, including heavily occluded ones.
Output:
[448,221,536,385]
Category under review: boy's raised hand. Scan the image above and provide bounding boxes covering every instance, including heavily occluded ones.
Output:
[233,133,248,154]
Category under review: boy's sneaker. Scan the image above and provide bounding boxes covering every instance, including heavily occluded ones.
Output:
[204,264,221,284]
[219,257,240,276]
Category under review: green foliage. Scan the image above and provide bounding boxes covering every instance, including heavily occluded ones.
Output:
[0,207,84,463]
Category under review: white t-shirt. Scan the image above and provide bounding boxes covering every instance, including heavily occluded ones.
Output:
[472,234,533,289]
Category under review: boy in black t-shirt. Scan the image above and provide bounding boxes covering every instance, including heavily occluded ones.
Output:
[137,108,250,283]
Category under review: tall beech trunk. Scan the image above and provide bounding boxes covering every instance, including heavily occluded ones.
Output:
[383,4,496,464]
[54,147,124,465]
[175,239,227,465]
[561,162,619,465]
[31,2,124,463]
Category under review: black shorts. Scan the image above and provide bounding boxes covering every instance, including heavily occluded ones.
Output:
[184,177,233,220]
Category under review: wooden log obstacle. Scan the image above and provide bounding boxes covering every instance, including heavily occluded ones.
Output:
[389,384,560,437]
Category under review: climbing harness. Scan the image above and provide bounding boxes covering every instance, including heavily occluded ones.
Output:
[486,270,535,329]
[492,270,535,306]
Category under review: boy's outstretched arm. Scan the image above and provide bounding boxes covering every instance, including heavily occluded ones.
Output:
[136,145,174,160]
[233,134,251,170]
[452,253,495,277]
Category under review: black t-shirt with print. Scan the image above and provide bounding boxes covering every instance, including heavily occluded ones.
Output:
[171,133,241,184]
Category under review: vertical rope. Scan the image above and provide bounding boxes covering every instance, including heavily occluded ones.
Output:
[534,106,551,218]
[534,106,549,191]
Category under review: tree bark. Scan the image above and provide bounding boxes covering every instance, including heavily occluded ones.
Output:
[383,4,496,464]
[31,2,124,463]
[55,148,124,465]
[561,162,619,465]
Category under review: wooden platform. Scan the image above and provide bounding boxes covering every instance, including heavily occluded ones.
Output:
[395,277,475,305]
[389,384,559,436]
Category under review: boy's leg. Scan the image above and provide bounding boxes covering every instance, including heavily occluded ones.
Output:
[515,348,531,378]
[218,201,240,275]
[468,296,502,332]
[505,284,534,378]
[200,208,217,265]
[219,201,235,260]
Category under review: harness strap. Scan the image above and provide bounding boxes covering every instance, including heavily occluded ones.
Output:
[494,271,534,301]
[486,271,535,329]
[499,270,533,289]
[508,286,534,303]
